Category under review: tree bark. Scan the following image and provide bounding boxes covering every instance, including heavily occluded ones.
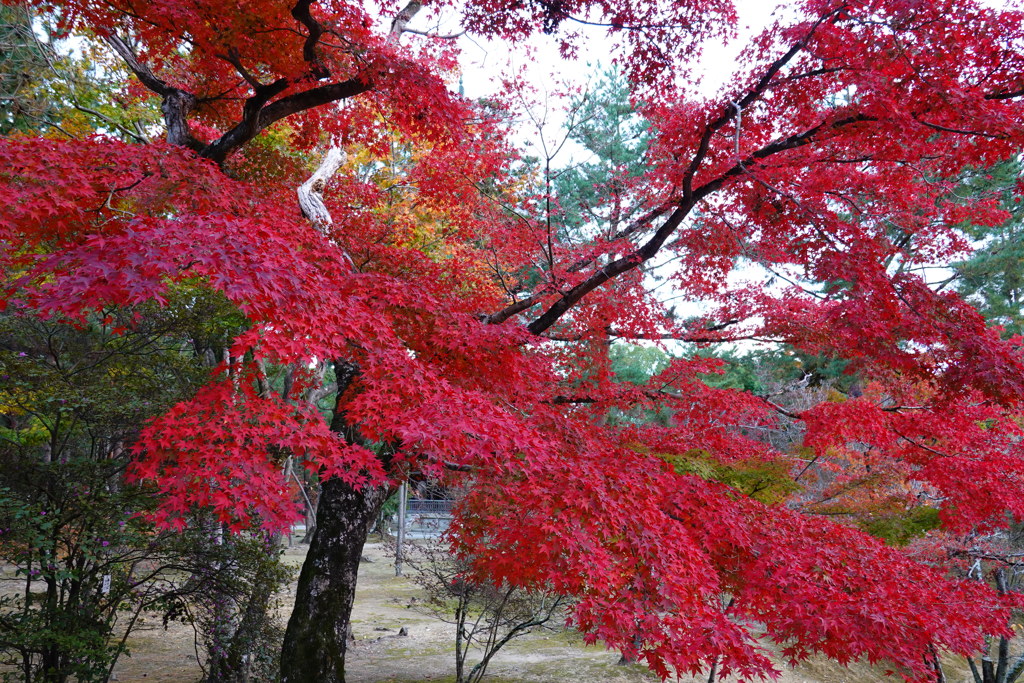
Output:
[279,477,390,682]
[279,360,392,682]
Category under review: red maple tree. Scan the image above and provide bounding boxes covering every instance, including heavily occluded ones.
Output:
[3,0,1024,680]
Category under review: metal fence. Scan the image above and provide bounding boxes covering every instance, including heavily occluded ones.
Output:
[407,498,455,515]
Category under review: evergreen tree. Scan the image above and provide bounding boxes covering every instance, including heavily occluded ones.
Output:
[554,67,651,239]
[954,159,1024,337]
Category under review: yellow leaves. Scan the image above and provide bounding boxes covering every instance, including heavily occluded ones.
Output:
[657,449,717,479]
[0,415,49,448]
[650,449,800,505]
[323,134,509,306]
[825,388,848,403]
[345,145,379,171]
[0,377,53,449]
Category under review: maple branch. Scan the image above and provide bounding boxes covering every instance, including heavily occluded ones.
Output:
[483,293,546,324]
[567,203,674,273]
[767,66,850,89]
[328,360,375,451]
[759,396,801,421]
[792,451,823,482]
[522,116,876,335]
[109,0,390,164]
[617,326,749,343]
[541,320,746,343]
[199,77,291,162]
[910,113,1008,140]
[892,429,957,459]
[482,202,674,325]
[546,395,597,405]
[103,34,170,97]
[290,0,329,76]
[985,88,1024,100]
[681,7,844,200]
[105,34,203,151]
[217,49,266,90]
[709,114,879,192]
[526,196,706,335]
[521,59,876,336]
[202,78,373,163]
[441,460,474,472]
[663,508,690,526]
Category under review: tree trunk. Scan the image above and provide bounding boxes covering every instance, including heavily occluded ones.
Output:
[279,360,393,682]
[279,477,389,682]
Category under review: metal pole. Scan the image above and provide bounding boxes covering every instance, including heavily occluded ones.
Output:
[395,482,407,576]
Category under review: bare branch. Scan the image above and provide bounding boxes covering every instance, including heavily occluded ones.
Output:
[298,146,345,233]
[388,1,423,42]
[402,27,465,39]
